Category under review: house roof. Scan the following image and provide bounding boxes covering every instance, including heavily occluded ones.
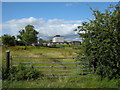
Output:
[54,35,63,37]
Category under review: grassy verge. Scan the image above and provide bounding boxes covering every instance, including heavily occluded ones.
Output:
[2,74,120,88]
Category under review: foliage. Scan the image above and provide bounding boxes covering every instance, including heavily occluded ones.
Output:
[2,65,43,81]
[0,37,2,45]
[3,74,120,88]
[2,34,17,46]
[17,25,39,46]
[75,6,120,79]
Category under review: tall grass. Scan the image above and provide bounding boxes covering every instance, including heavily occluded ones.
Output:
[2,46,119,88]
[2,65,43,81]
[3,74,120,88]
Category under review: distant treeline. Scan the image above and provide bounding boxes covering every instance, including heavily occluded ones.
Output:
[1,25,40,47]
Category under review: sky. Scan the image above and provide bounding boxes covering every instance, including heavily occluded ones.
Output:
[1,2,119,41]
[1,0,120,2]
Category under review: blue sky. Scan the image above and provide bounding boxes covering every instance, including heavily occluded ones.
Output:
[2,2,118,22]
[1,2,118,41]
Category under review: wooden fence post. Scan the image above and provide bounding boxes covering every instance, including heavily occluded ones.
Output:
[6,50,10,70]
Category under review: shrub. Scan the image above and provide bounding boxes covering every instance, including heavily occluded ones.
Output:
[2,34,16,46]
[2,65,43,81]
[75,6,120,79]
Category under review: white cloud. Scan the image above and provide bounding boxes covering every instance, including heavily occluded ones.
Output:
[1,17,82,41]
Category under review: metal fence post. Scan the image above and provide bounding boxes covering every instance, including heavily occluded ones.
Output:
[6,50,10,70]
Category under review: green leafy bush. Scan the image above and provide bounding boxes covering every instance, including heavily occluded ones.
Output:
[75,6,120,79]
[2,34,16,46]
[2,65,43,81]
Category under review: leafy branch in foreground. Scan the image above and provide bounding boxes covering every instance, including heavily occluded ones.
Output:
[75,6,120,79]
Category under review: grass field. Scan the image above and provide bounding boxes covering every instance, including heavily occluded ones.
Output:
[3,74,119,88]
[2,45,87,77]
[2,46,120,88]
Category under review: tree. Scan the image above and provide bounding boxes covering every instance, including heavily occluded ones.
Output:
[2,34,16,46]
[75,6,120,79]
[0,37,2,46]
[17,25,39,49]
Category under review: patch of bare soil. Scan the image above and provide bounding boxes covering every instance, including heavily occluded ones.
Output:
[35,53,67,69]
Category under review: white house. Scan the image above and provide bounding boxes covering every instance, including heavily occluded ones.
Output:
[52,35,64,42]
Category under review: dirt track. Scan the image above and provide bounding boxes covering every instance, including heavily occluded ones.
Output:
[35,53,67,69]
